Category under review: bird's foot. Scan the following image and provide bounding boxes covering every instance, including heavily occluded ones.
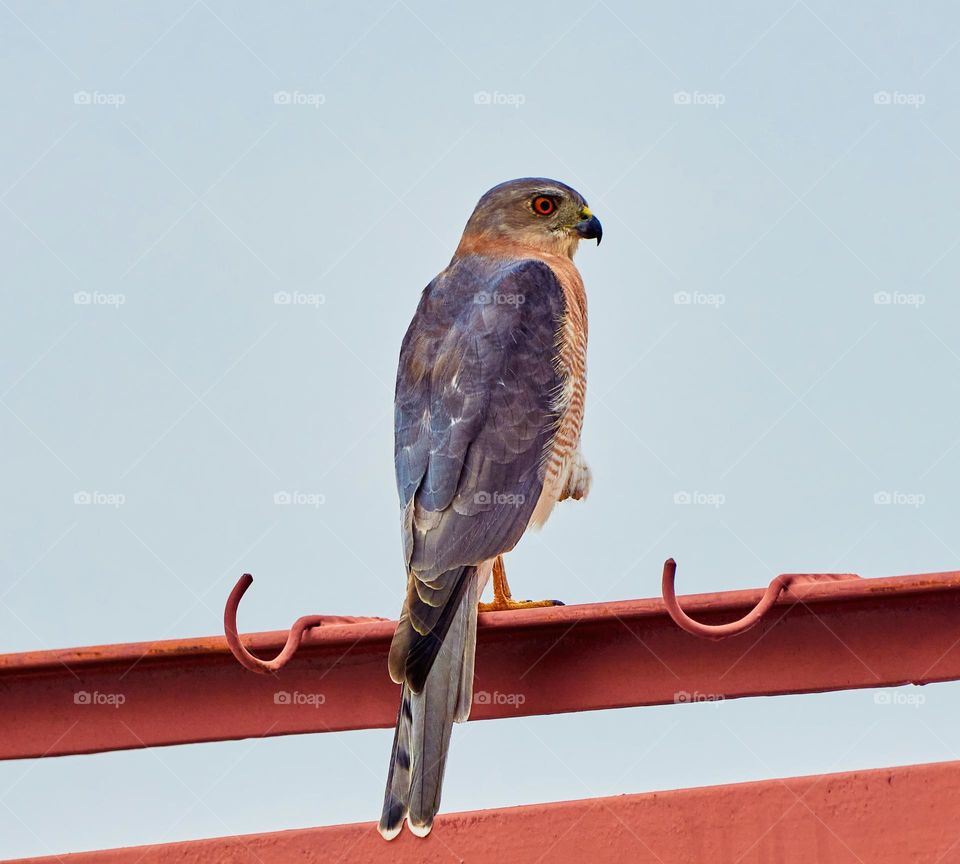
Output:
[479,555,564,612]
[478,597,564,612]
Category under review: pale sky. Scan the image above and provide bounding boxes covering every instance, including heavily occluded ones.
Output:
[2,1,960,857]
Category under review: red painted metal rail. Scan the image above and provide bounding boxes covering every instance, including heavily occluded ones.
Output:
[6,760,960,863]
[2,569,960,760]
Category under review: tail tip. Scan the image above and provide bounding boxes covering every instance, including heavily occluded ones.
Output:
[379,799,407,842]
[408,819,433,838]
[378,821,403,842]
[377,816,434,840]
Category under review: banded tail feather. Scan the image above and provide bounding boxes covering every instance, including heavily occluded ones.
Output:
[379,568,479,839]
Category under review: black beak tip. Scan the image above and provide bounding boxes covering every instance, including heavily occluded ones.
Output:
[576,215,603,246]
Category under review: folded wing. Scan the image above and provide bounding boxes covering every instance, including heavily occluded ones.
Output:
[390,256,566,689]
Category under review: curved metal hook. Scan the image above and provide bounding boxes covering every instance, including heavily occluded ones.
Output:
[661,559,859,641]
[661,559,793,641]
[224,574,384,674]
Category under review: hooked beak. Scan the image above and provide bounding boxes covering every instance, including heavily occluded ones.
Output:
[574,209,602,245]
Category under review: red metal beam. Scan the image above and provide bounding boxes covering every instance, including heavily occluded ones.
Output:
[2,570,960,760]
[6,760,959,863]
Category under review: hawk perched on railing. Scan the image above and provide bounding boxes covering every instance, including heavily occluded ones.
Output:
[380,178,601,839]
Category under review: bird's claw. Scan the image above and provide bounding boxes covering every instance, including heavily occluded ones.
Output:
[478,598,564,612]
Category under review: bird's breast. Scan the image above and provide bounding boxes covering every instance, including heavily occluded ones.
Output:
[528,253,588,528]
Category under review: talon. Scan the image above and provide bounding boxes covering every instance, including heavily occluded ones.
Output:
[479,597,563,612]
[478,557,563,612]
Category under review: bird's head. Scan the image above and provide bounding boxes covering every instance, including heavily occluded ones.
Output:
[456,178,602,259]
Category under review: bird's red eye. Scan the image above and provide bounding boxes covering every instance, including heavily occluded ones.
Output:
[532,196,556,216]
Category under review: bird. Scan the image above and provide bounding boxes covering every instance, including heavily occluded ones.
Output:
[379,178,601,839]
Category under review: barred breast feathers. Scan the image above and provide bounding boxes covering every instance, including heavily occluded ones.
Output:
[528,251,588,529]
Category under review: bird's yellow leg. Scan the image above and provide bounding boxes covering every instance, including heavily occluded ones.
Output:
[478,556,563,612]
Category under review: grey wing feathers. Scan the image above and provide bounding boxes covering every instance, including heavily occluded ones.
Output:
[389,256,565,689]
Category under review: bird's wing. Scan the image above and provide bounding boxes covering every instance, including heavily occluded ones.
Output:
[390,255,565,688]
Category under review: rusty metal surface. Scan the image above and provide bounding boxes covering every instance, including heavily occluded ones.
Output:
[2,570,960,760]
[5,760,960,863]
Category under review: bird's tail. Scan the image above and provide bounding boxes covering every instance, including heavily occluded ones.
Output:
[378,569,479,839]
